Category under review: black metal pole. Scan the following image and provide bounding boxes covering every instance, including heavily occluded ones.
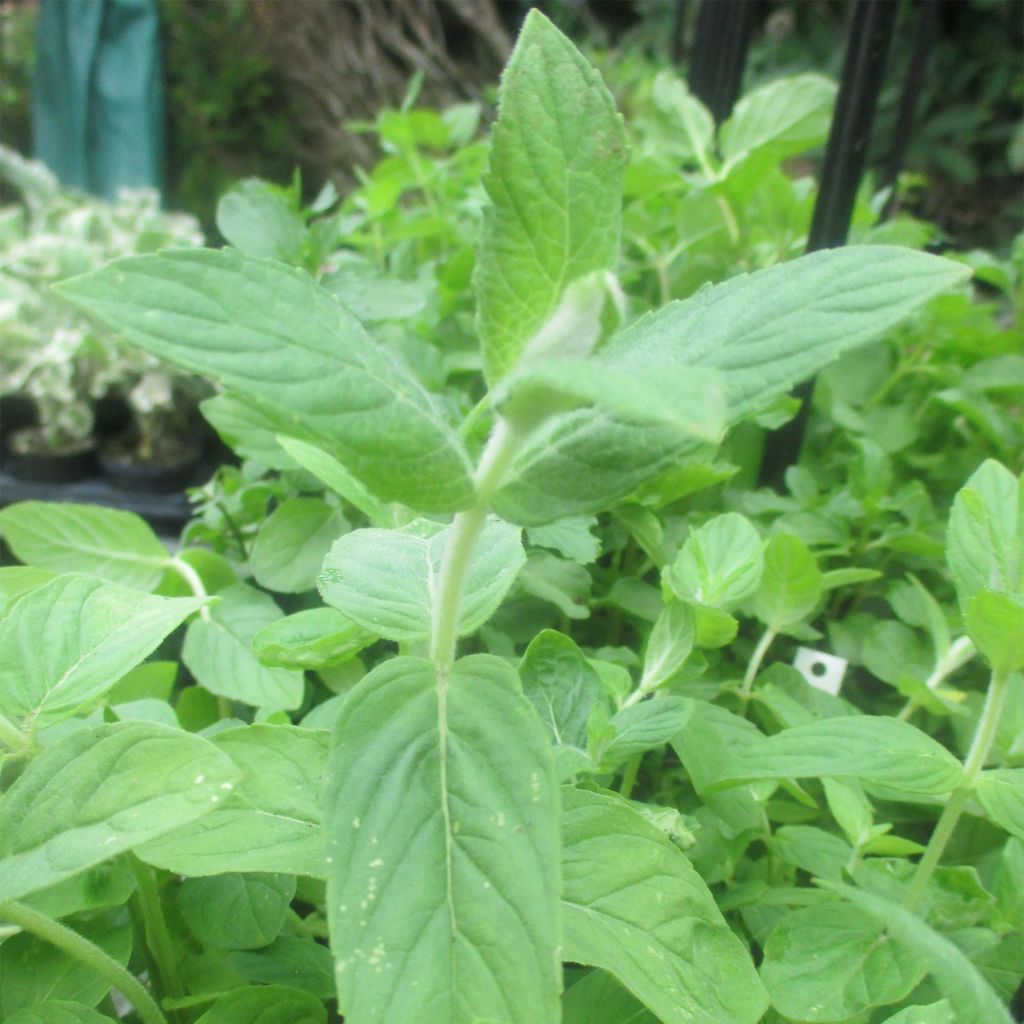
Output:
[687,0,760,125]
[881,0,942,214]
[758,0,900,490]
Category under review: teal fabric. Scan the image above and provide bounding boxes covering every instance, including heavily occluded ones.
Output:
[33,0,164,200]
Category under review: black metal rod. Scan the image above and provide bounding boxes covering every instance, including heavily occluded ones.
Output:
[687,0,759,125]
[881,0,942,212]
[758,0,900,489]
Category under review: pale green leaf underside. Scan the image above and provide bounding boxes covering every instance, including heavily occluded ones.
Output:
[0,502,169,590]
[819,881,1014,1024]
[322,655,560,1024]
[760,901,926,1021]
[57,249,474,512]
[0,722,241,903]
[0,574,204,731]
[706,716,964,796]
[561,788,768,1024]
[136,725,328,878]
[494,247,971,524]
[318,517,525,642]
[474,9,628,385]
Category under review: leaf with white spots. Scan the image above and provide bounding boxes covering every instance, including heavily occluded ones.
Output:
[561,787,768,1024]
[0,722,241,903]
[322,655,561,1024]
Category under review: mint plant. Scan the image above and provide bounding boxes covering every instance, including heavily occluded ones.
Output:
[1,13,1020,1024]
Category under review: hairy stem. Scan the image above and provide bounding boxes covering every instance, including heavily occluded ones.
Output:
[429,418,521,672]
[0,901,169,1024]
[128,855,186,1002]
[739,627,777,716]
[905,667,1010,909]
[167,556,211,622]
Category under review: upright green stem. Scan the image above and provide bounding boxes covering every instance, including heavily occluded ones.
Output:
[905,667,1010,909]
[897,635,975,722]
[0,901,169,1024]
[739,627,777,717]
[167,556,211,622]
[127,855,186,1002]
[429,418,521,671]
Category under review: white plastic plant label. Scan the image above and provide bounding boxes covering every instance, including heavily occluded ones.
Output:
[794,647,848,696]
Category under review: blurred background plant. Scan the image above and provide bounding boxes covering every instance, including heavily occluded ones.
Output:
[0,146,208,462]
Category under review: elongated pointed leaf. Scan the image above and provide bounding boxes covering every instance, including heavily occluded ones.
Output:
[136,725,328,877]
[0,502,169,590]
[57,249,474,512]
[0,574,204,731]
[561,788,768,1024]
[323,655,560,1024]
[0,722,241,903]
[319,517,525,642]
[708,716,964,796]
[493,248,971,524]
[474,10,628,384]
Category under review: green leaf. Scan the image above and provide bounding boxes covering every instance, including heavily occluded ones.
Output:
[818,880,1014,1024]
[0,574,204,732]
[227,935,334,998]
[0,566,56,617]
[0,915,131,1017]
[182,584,304,710]
[760,901,927,1021]
[561,787,768,1024]
[640,600,695,692]
[947,460,1023,612]
[193,985,326,1024]
[772,825,853,881]
[597,697,692,769]
[651,71,715,166]
[136,725,328,877]
[517,550,592,619]
[57,249,474,512]
[520,630,605,749]
[216,178,307,265]
[323,655,560,1024]
[753,533,823,631]
[474,9,628,384]
[0,503,169,590]
[0,722,241,903]
[177,873,296,950]
[526,516,601,564]
[252,608,374,670]
[975,769,1024,839]
[719,73,837,165]
[496,357,725,441]
[710,716,964,796]
[562,970,658,1024]
[878,1002,954,1024]
[276,435,394,527]
[4,1002,119,1024]
[966,590,1024,673]
[664,513,764,611]
[250,498,348,594]
[200,392,301,471]
[319,517,525,642]
[493,248,971,525]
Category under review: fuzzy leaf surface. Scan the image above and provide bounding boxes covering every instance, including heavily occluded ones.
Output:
[322,655,560,1024]
[474,10,628,384]
[57,249,474,511]
[0,722,240,902]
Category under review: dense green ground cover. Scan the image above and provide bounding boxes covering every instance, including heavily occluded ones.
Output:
[0,12,1021,1024]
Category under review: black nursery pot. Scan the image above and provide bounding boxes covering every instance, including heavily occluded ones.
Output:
[0,396,99,484]
[98,441,203,493]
